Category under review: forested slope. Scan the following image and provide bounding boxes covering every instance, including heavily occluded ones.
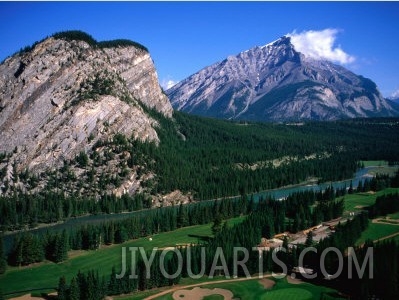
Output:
[147,112,399,199]
[1,113,399,230]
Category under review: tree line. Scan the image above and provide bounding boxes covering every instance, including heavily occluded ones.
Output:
[0,192,150,231]
[367,192,399,218]
[53,202,370,300]
[347,240,399,299]
[4,186,344,268]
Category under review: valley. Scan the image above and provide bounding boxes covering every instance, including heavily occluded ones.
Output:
[1,29,399,300]
[1,178,399,299]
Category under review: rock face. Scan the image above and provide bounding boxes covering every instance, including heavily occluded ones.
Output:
[0,32,173,196]
[167,36,399,121]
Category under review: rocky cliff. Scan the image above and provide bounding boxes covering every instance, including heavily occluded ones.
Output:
[167,36,399,121]
[0,31,173,197]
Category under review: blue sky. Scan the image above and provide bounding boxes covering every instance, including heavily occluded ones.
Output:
[1,1,399,97]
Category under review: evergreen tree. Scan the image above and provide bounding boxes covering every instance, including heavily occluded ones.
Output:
[9,235,23,266]
[57,276,67,300]
[84,270,103,300]
[9,233,43,266]
[104,223,115,245]
[68,277,80,300]
[357,180,364,192]
[348,180,354,194]
[76,151,89,168]
[100,275,108,299]
[114,224,128,244]
[54,230,69,263]
[76,270,88,300]
[305,231,313,247]
[211,214,222,235]
[281,235,288,249]
[0,234,6,274]
[168,251,182,285]
[108,266,119,295]
[292,214,300,233]
[177,203,188,228]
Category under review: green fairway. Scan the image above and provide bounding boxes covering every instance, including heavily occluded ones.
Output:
[148,277,344,300]
[261,287,313,300]
[356,222,399,245]
[203,295,224,300]
[387,211,399,220]
[367,166,399,177]
[343,193,377,212]
[204,278,267,299]
[0,217,245,296]
[342,188,399,212]
[115,276,235,300]
[361,160,389,167]
[360,160,398,177]
[3,185,399,298]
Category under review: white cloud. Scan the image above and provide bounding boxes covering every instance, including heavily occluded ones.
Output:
[287,29,355,65]
[390,88,399,99]
[161,78,178,90]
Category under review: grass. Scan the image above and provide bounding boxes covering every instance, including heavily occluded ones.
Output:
[203,295,224,300]
[360,160,388,167]
[387,211,399,220]
[360,160,398,177]
[342,188,399,212]
[115,276,242,300]
[343,193,377,212]
[261,287,313,300]
[4,185,399,297]
[0,217,245,296]
[356,222,399,245]
[342,188,399,246]
[204,278,266,299]
[367,166,399,177]
[253,278,343,300]
[144,277,344,300]
[342,187,399,245]
[344,188,399,245]
[377,219,399,225]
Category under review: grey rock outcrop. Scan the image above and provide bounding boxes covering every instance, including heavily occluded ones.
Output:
[0,33,173,196]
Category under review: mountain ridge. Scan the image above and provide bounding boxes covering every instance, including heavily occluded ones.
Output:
[167,36,399,121]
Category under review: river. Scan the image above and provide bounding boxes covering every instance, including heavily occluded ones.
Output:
[1,166,390,254]
[253,166,374,201]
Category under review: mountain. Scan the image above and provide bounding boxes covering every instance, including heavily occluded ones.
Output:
[0,31,172,197]
[387,96,399,104]
[167,36,399,121]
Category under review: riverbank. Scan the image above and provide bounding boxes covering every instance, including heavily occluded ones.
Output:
[2,164,396,250]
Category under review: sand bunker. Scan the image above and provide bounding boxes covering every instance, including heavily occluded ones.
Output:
[9,292,57,300]
[354,205,367,209]
[9,295,42,300]
[259,278,276,289]
[172,287,233,300]
[287,274,303,284]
